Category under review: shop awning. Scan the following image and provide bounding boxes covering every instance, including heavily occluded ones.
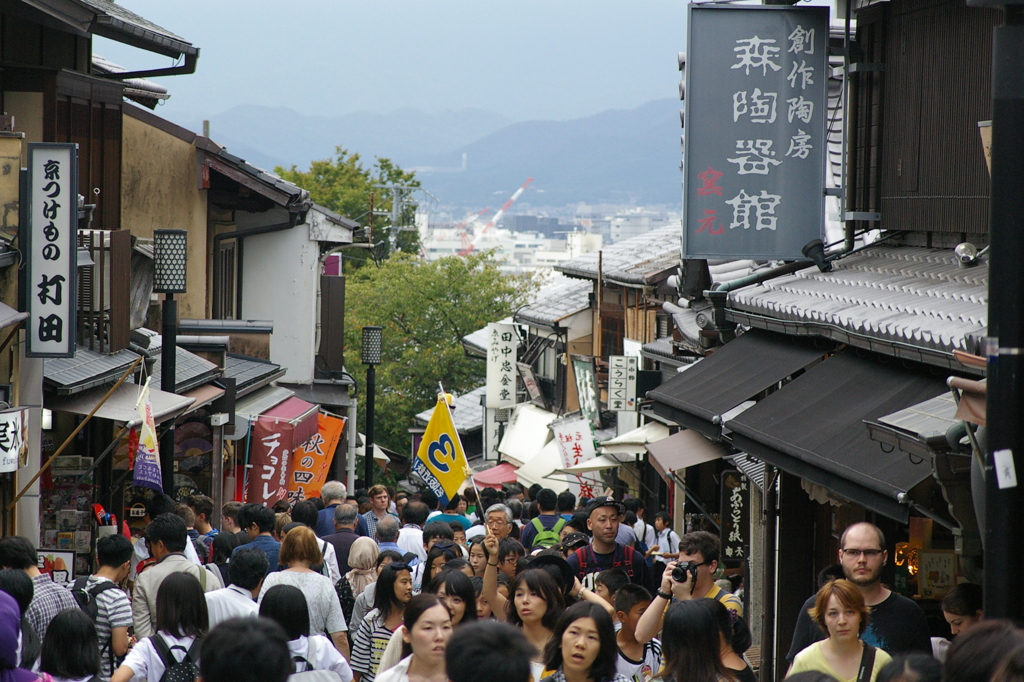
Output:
[181,384,225,413]
[0,302,27,331]
[236,386,294,423]
[599,421,671,458]
[498,404,556,467]
[645,429,731,484]
[561,454,623,474]
[865,392,960,460]
[259,396,319,448]
[517,440,573,491]
[47,382,195,428]
[724,350,948,523]
[647,330,831,440]
[950,377,986,426]
[473,462,519,488]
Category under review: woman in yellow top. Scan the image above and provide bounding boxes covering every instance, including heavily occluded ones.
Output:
[788,579,893,682]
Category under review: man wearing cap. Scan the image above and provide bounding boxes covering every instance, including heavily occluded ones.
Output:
[565,497,651,591]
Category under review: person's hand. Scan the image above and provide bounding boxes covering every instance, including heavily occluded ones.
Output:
[669,562,694,601]
[483,527,499,561]
[661,561,676,594]
[650,544,660,553]
[572,576,583,599]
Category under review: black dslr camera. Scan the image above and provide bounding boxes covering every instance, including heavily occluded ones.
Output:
[672,561,698,585]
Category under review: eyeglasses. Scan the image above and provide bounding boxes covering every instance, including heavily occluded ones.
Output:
[841,549,884,558]
[486,519,508,527]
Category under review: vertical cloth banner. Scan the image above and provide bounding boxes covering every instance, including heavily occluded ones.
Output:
[247,418,293,507]
[286,413,345,503]
[413,395,470,508]
[683,5,829,259]
[551,417,598,499]
[133,379,163,492]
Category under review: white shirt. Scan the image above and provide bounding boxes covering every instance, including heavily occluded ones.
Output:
[654,528,680,557]
[633,519,656,548]
[426,510,442,521]
[290,634,354,681]
[374,655,413,682]
[320,539,342,584]
[130,537,201,580]
[397,527,426,563]
[205,584,258,628]
[120,631,198,681]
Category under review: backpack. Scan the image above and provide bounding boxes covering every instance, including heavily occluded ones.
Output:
[70,577,124,672]
[529,517,566,549]
[293,636,318,673]
[312,540,331,579]
[574,543,638,579]
[634,520,651,564]
[151,634,203,682]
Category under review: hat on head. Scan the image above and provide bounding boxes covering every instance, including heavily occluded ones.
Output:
[530,554,576,595]
[559,532,590,553]
[586,496,626,517]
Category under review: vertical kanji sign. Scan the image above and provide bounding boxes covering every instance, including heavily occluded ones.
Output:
[0,408,27,473]
[608,356,638,411]
[27,143,77,357]
[486,323,516,408]
[551,417,597,499]
[683,5,828,260]
[720,469,750,561]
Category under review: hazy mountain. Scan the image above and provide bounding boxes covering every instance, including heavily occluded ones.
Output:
[411,98,682,208]
[176,105,514,170]
[171,99,683,209]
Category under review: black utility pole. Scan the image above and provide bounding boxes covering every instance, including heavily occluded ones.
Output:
[160,294,177,494]
[982,6,1024,620]
[362,326,383,488]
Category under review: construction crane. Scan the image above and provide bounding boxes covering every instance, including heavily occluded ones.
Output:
[459,177,533,256]
[454,207,492,254]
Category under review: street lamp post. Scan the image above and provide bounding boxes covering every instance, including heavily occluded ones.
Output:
[153,229,188,495]
[362,326,382,488]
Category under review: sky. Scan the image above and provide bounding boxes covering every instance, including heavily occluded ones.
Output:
[96,1,692,124]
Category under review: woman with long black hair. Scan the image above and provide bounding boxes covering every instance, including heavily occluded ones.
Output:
[111,572,208,682]
[350,563,414,682]
[542,601,630,682]
[375,594,453,682]
[259,584,353,681]
[38,610,101,682]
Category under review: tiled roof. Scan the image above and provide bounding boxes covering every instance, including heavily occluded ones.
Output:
[44,347,141,395]
[179,319,274,334]
[196,137,311,213]
[515,279,592,329]
[641,337,677,361]
[414,386,486,433]
[461,317,516,359]
[222,354,286,394]
[149,347,222,394]
[555,225,681,287]
[78,0,196,58]
[725,245,987,371]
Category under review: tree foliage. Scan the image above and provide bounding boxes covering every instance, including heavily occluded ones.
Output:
[344,251,540,454]
[276,147,421,260]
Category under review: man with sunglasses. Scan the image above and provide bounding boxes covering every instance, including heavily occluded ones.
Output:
[786,522,931,663]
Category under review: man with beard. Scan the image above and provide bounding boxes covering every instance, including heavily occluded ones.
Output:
[786,522,931,662]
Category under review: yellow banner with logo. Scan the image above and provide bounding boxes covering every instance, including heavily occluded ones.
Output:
[412,395,469,508]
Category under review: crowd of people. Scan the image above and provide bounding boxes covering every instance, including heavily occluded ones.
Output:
[0,484,1011,682]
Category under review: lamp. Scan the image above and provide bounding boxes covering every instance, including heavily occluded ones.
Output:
[154,229,188,493]
[41,409,52,431]
[153,230,188,293]
[361,326,382,488]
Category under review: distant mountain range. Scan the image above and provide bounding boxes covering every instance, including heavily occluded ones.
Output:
[171,99,683,210]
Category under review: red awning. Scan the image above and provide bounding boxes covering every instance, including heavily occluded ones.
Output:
[473,462,519,488]
[260,396,319,446]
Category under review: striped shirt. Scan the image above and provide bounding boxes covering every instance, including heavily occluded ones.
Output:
[80,576,133,680]
[350,610,396,682]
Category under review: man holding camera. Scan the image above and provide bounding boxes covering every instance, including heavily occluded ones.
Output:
[632,530,742,643]
[565,497,651,591]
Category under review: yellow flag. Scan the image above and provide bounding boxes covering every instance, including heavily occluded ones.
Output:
[413,395,469,507]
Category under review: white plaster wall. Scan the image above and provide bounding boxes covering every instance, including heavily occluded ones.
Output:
[239,210,318,384]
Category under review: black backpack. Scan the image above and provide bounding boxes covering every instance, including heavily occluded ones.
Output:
[151,634,203,682]
[70,576,124,672]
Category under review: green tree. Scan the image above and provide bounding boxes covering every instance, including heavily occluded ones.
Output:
[345,251,539,454]
[276,147,421,261]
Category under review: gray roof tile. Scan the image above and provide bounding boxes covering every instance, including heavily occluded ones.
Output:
[223,353,285,392]
[44,346,141,395]
[515,279,592,328]
[726,245,987,368]
[150,347,222,394]
[414,386,486,433]
[555,225,681,287]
